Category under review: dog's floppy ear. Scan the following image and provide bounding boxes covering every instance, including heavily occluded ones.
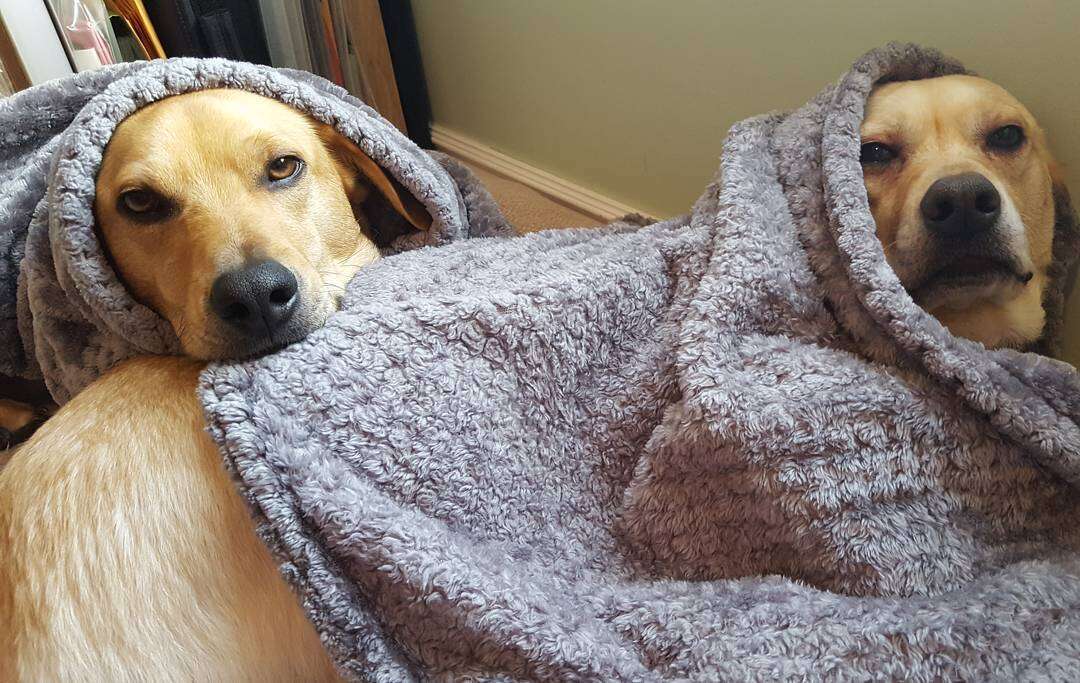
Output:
[319,125,432,232]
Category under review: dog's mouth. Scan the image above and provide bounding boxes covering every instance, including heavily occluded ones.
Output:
[930,254,1031,286]
[231,326,313,360]
[911,253,1033,310]
[186,290,335,361]
[185,323,315,362]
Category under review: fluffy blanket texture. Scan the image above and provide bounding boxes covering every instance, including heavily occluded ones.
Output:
[0,59,509,402]
[3,44,1080,681]
[197,45,1080,680]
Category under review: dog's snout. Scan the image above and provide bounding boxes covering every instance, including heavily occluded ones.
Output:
[209,260,299,337]
[919,172,1001,239]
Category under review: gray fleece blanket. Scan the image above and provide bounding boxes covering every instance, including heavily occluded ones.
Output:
[4,45,1080,680]
[197,45,1080,681]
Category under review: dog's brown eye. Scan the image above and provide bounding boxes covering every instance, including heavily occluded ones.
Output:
[119,189,160,214]
[267,155,304,183]
[860,142,897,165]
[987,124,1025,151]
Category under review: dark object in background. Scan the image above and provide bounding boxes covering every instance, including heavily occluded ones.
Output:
[146,0,272,64]
[110,15,147,62]
[0,404,53,451]
[0,376,52,408]
[0,376,55,450]
[379,0,431,147]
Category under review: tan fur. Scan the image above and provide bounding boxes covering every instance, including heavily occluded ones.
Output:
[862,75,1058,348]
[0,357,340,681]
[0,91,437,679]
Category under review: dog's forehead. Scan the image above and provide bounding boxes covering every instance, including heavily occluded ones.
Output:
[126,89,310,128]
[102,90,321,183]
[863,75,1032,138]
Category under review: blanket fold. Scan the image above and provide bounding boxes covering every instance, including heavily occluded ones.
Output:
[197,44,1080,681]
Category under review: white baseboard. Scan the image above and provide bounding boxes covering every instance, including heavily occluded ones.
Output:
[429,123,648,223]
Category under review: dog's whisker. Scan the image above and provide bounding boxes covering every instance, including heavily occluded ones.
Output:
[173,314,189,342]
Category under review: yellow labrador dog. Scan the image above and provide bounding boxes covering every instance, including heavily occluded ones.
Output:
[1,90,429,681]
[861,74,1061,348]
[0,77,1065,679]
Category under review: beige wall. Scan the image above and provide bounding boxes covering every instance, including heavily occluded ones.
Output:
[412,0,1080,363]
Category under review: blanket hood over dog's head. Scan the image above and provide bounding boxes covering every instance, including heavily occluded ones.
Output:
[778,44,1080,360]
[748,43,1080,484]
[0,59,509,403]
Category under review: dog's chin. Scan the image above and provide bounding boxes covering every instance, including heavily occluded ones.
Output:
[178,301,334,361]
[182,324,311,361]
[910,256,1033,314]
[226,325,314,360]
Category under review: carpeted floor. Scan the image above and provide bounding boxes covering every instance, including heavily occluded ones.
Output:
[463,163,599,232]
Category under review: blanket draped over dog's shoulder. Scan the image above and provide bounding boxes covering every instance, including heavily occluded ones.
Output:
[194,45,1080,681]
[0,59,510,403]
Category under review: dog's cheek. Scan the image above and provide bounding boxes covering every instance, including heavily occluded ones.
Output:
[865,184,898,248]
[1025,176,1057,269]
[171,296,216,358]
[322,200,367,261]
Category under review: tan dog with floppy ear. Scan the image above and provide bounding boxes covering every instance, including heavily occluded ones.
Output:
[95,88,430,360]
[0,90,434,681]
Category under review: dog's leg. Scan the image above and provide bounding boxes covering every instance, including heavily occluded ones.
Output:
[0,356,340,681]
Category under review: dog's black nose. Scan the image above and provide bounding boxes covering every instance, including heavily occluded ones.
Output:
[920,172,1001,239]
[209,260,299,337]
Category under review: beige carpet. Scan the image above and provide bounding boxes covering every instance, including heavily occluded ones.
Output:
[462,163,599,232]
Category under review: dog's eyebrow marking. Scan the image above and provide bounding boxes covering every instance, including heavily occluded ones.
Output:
[859,121,903,145]
[112,164,174,196]
[976,108,1027,134]
[248,127,313,157]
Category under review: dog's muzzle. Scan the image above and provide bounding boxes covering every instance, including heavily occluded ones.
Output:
[910,172,1033,308]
